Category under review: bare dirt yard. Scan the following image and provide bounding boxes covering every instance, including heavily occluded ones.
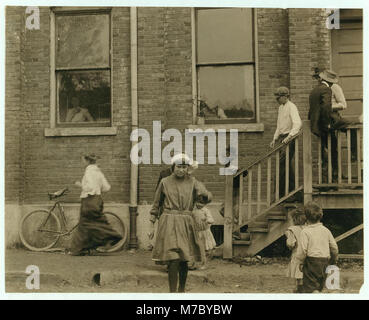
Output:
[5,249,363,294]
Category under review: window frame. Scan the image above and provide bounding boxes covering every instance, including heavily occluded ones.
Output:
[190,7,263,132]
[46,7,117,136]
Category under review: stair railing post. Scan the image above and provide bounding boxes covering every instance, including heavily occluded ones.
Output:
[223,174,234,259]
[302,120,313,203]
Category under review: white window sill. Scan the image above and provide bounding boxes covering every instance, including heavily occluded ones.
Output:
[187,123,264,132]
[44,127,117,137]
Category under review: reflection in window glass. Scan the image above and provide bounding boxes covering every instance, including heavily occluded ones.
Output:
[197,8,253,64]
[56,14,110,69]
[57,70,111,125]
[198,65,255,120]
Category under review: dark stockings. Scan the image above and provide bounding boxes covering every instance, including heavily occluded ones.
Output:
[168,260,188,293]
[178,261,188,292]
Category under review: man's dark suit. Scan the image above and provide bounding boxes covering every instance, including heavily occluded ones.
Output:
[309,83,333,136]
[309,83,338,181]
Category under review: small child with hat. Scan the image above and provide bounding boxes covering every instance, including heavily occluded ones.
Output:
[192,195,217,270]
[285,208,306,293]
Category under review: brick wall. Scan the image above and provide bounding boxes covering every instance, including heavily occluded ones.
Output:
[137,7,167,202]
[288,8,331,181]
[5,7,332,205]
[137,8,291,202]
[314,9,331,73]
[6,7,132,204]
[136,7,195,203]
[5,7,23,203]
[288,8,331,119]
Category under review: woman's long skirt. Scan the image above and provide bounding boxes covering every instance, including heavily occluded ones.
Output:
[69,195,122,255]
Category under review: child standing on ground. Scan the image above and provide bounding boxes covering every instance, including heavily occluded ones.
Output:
[285,209,306,293]
[296,201,339,293]
[193,195,216,270]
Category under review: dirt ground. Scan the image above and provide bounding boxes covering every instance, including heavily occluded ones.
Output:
[5,249,364,294]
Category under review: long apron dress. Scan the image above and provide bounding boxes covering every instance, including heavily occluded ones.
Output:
[285,225,304,279]
[198,207,216,251]
[151,174,211,263]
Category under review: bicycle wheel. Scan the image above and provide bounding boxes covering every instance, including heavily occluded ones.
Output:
[19,210,61,251]
[103,212,128,252]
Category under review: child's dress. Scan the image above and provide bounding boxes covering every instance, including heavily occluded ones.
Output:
[285,225,304,279]
[198,207,216,251]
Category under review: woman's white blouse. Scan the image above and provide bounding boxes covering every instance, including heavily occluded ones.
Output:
[80,164,111,198]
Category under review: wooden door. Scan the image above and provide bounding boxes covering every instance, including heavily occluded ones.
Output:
[331,10,363,119]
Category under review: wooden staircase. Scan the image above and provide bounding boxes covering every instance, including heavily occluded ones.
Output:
[233,203,299,256]
[222,121,363,259]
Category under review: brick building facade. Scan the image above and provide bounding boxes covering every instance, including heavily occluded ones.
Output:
[5,7,359,249]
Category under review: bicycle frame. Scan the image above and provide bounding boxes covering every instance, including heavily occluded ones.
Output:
[38,201,79,237]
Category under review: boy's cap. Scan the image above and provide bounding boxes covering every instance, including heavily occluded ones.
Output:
[274,86,290,97]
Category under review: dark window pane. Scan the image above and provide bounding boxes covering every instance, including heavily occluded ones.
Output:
[56,14,110,69]
[197,8,253,64]
[57,70,111,125]
[198,65,255,120]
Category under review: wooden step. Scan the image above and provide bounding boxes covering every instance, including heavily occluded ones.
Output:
[237,232,251,241]
[234,217,291,256]
[248,221,268,228]
[313,190,363,196]
[248,227,269,233]
[313,183,363,189]
[268,209,284,216]
[267,215,287,221]
[283,203,300,209]
[233,240,251,246]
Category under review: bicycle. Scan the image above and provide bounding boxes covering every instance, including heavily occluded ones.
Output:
[19,188,128,252]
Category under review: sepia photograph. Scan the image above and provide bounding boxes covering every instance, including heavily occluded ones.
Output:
[2,1,365,299]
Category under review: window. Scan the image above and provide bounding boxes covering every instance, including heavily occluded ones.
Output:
[48,8,114,134]
[195,8,258,125]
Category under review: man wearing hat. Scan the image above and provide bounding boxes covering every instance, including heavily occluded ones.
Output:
[313,69,346,110]
[309,69,341,182]
[312,69,357,162]
[319,70,349,128]
[270,87,302,197]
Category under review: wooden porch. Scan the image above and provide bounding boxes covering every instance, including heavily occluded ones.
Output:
[222,120,363,259]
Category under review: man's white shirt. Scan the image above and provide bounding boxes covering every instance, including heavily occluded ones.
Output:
[273,100,302,141]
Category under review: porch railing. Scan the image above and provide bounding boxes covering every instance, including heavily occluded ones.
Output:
[223,121,363,259]
[223,121,311,258]
[315,124,363,187]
